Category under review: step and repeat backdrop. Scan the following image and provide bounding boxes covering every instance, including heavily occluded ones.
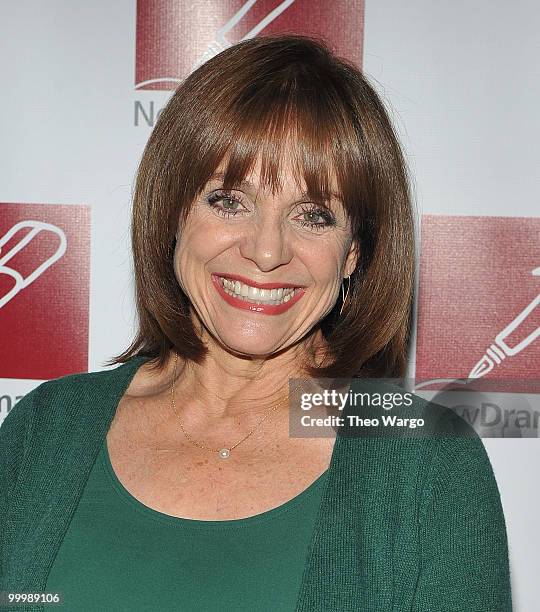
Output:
[1,0,539,608]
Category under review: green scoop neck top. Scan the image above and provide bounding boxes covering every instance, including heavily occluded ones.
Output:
[44,435,329,610]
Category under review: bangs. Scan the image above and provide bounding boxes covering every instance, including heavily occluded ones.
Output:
[180,66,368,234]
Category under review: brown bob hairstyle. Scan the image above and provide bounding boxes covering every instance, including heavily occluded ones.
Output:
[108,33,416,380]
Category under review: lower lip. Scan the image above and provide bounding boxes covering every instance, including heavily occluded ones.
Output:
[211,274,306,315]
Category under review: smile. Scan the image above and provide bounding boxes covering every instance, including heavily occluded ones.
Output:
[211,274,306,315]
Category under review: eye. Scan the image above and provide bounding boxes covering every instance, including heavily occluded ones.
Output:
[205,190,247,218]
[294,204,337,232]
[204,191,337,231]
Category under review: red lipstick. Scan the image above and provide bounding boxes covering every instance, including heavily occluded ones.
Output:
[211,274,306,315]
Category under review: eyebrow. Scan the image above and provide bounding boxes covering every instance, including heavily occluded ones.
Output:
[208,172,343,203]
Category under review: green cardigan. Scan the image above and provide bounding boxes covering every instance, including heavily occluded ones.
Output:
[0,356,512,611]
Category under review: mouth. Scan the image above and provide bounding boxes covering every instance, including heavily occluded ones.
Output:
[211,273,306,314]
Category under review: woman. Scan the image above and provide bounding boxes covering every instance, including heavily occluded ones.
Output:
[0,34,511,611]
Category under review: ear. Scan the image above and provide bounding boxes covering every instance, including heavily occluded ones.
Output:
[344,238,360,277]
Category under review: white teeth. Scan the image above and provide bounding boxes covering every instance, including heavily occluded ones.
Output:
[218,276,301,305]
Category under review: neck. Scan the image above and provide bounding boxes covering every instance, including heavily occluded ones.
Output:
[162,328,325,420]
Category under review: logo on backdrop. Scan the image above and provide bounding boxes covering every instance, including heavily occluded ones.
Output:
[0,203,91,380]
[415,215,540,389]
[133,0,365,125]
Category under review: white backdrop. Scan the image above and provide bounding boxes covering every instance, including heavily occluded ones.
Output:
[1,1,538,609]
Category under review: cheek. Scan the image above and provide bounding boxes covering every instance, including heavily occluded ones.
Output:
[173,231,197,292]
[175,219,215,263]
[178,212,237,256]
[300,241,348,280]
[173,224,226,292]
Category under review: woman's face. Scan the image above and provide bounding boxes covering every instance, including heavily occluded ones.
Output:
[173,153,359,358]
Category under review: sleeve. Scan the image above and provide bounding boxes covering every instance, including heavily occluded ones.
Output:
[411,434,513,611]
[0,387,39,582]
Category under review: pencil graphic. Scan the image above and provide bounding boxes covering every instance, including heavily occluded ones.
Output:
[468,266,540,379]
[0,220,67,309]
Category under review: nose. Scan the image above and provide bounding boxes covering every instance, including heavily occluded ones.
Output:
[238,213,293,272]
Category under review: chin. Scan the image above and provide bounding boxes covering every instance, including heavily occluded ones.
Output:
[225,340,280,358]
[214,330,284,358]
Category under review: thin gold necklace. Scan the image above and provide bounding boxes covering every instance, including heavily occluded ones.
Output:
[169,353,304,459]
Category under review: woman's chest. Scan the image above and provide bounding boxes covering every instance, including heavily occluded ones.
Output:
[105,427,335,521]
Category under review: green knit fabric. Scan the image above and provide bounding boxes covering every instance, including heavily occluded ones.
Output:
[0,356,513,611]
[44,437,328,611]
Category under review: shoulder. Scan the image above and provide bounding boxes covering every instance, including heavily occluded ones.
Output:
[344,377,495,493]
[0,375,86,450]
[347,376,478,438]
[379,384,503,517]
[0,357,148,440]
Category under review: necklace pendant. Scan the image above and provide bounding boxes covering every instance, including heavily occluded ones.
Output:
[218,448,231,459]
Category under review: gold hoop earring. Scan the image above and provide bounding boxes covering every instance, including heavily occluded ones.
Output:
[339,275,351,317]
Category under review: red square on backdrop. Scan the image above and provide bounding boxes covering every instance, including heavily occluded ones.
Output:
[416,215,540,388]
[0,203,90,380]
[135,0,365,90]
